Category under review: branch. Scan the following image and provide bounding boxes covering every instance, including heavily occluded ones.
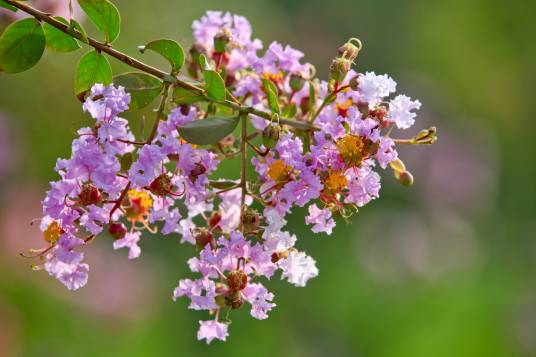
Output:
[3,0,315,131]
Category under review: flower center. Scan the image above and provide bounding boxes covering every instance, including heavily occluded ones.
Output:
[267,160,291,182]
[44,221,63,244]
[126,190,153,222]
[324,170,348,193]
[337,135,365,167]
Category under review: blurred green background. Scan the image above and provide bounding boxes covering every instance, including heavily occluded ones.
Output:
[1,0,535,356]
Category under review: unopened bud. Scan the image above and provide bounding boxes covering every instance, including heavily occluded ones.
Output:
[78,183,102,206]
[241,208,260,233]
[108,222,127,240]
[225,291,244,309]
[194,227,214,249]
[349,75,359,91]
[214,28,232,53]
[289,74,306,92]
[227,269,248,291]
[208,212,222,229]
[149,174,173,196]
[329,58,352,83]
[189,163,207,181]
[262,124,280,149]
[338,41,360,61]
[396,170,414,187]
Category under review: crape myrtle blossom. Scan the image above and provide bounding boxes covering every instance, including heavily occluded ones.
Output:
[22,9,435,345]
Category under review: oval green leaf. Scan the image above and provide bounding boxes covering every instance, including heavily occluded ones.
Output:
[78,0,120,43]
[178,116,239,145]
[75,49,113,100]
[0,18,45,73]
[173,86,204,105]
[203,70,226,101]
[43,16,81,52]
[139,39,185,74]
[0,0,17,12]
[113,72,163,109]
[262,79,280,115]
[69,18,89,44]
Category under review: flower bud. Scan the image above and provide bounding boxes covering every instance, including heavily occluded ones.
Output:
[225,291,244,309]
[395,170,414,187]
[299,96,311,114]
[149,173,173,197]
[289,74,306,92]
[78,183,102,206]
[338,41,360,61]
[189,163,207,182]
[215,294,227,308]
[262,124,280,149]
[240,208,260,233]
[194,227,214,249]
[209,212,222,229]
[227,269,248,291]
[214,28,232,53]
[349,75,359,91]
[329,58,352,83]
[108,222,127,240]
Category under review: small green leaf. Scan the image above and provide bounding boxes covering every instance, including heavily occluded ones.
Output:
[69,19,89,44]
[43,17,81,52]
[209,180,239,189]
[173,86,204,105]
[120,152,133,172]
[262,79,280,115]
[203,70,226,101]
[0,18,45,73]
[308,82,316,113]
[198,54,209,70]
[78,0,120,43]
[178,116,239,145]
[139,39,185,74]
[113,72,163,109]
[75,49,112,100]
[0,0,17,12]
[282,103,297,118]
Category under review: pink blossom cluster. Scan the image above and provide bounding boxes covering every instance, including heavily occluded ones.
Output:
[26,11,429,343]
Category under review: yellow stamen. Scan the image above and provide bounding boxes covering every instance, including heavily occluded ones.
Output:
[126,190,153,222]
[43,221,62,244]
[324,171,348,193]
[337,135,365,167]
[267,160,291,182]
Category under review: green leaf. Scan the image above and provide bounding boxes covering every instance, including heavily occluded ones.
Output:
[282,103,297,118]
[209,180,239,189]
[113,72,163,109]
[0,18,45,73]
[178,116,239,145]
[43,17,81,52]
[308,82,316,113]
[139,39,184,74]
[198,54,209,70]
[69,19,89,44]
[78,0,120,43]
[0,0,17,12]
[203,70,226,101]
[173,86,204,105]
[75,49,112,100]
[262,79,280,115]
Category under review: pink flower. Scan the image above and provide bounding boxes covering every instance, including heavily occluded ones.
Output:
[305,204,335,235]
[197,320,229,344]
[113,232,141,259]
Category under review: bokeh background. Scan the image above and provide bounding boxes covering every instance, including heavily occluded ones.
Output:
[1,0,535,356]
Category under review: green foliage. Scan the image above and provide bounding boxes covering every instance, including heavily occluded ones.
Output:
[0,18,45,73]
[113,72,163,109]
[203,70,226,101]
[75,49,112,100]
[139,39,185,74]
[0,0,17,12]
[43,17,81,53]
[69,19,89,44]
[78,0,121,43]
[173,86,204,105]
[262,79,280,115]
[178,116,239,145]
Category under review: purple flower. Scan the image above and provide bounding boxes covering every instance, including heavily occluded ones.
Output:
[358,72,396,106]
[242,283,276,320]
[305,204,335,235]
[113,231,141,259]
[387,94,422,129]
[197,320,229,344]
[279,251,318,287]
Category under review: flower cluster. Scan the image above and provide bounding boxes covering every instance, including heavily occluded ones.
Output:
[24,10,435,343]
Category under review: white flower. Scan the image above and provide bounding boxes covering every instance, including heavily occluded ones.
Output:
[388,94,421,129]
[358,72,396,106]
[279,251,319,287]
